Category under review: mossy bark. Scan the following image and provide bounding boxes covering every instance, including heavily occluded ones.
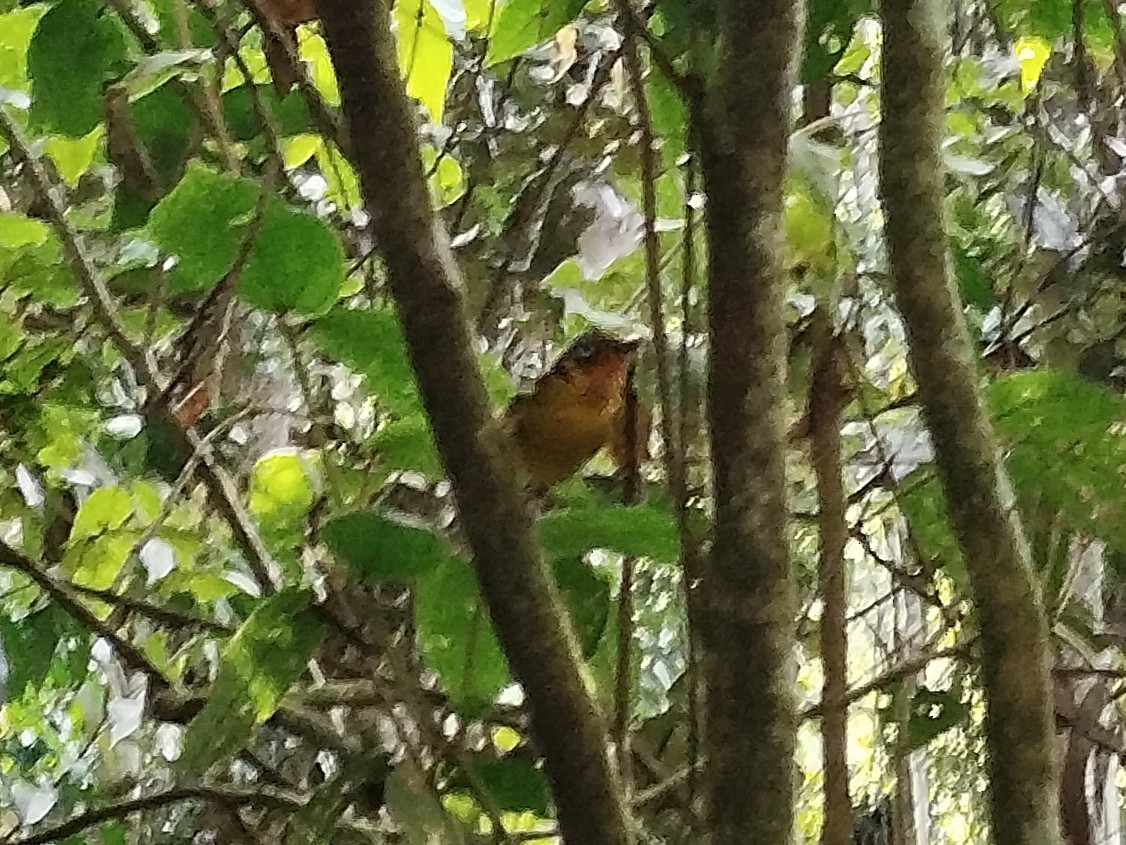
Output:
[694,1,805,842]
[878,2,1060,843]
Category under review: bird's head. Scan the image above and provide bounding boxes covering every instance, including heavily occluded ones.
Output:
[558,330,641,370]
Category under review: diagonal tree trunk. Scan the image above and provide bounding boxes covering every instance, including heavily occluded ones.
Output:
[877,2,1060,844]
[693,1,805,842]
[315,4,631,845]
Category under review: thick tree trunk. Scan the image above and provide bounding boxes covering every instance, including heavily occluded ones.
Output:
[315,5,631,845]
[694,1,804,843]
[877,3,1060,845]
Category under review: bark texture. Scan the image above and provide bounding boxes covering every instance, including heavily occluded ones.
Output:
[878,3,1060,844]
[315,5,631,845]
[809,315,852,845]
[694,1,804,842]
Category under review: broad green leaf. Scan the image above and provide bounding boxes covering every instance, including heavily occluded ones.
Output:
[28,0,130,137]
[309,308,421,416]
[297,30,339,106]
[147,163,258,293]
[395,0,453,122]
[248,451,319,524]
[538,504,680,562]
[553,555,611,658]
[0,6,46,92]
[802,0,869,84]
[951,244,994,311]
[282,134,321,169]
[239,200,344,314]
[178,588,324,775]
[371,416,442,477]
[128,82,197,187]
[118,48,212,99]
[0,214,49,248]
[43,128,103,187]
[646,72,687,164]
[221,84,313,141]
[459,757,552,814]
[64,531,139,590]
[0,605,79,699]
[69,487,133,542]
[904,688,968,751]
[416,558,510,712]
[323,511,460,582]
[485,0,586,66]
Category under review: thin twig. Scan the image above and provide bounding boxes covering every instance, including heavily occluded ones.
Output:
[0,105,280,594]
[0,540,170,687]
[4,785,306,845]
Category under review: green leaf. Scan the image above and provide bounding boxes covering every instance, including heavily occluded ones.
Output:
[371,416,442,477]
[952,244,994,311]
[129,82,197,187]
[395,0,453,122]
[901,370,1126,586]
[0,214,49,249]
[0,6,46,92]
[43,128,103,187]
[63,531,138,590]
[905,687,968,751]
[178,588,324,775]
[69,487,133,542]
[221,84,313,142]
[416,558,510,712]
[239,200,344,314]
[485,0,586,66]
[553,556,611,658]
[0,605,79,699]
[118,48,211,99]
[309,307,421,416]
[248,450,319,525]
[461,757,552,814]
[323,511,459,582]
[28,0,130,137]
[147,163,258,293]
[538,504,680,562]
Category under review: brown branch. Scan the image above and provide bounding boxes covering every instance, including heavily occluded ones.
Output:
[0,107,279,595]
[800,641,969,721]
[0,541,169,688]
[312,4,632,845]
[692,0,803,842]
[808,310,852,845]
[4,785,305,845]
[879,1,1061,843]
[68,582,233,634]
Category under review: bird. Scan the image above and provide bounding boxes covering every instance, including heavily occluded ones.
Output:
[501,330,649,494]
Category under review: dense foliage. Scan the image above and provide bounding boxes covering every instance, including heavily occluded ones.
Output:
[1,0,1126,843]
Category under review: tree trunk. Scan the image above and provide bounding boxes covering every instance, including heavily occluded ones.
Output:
[877,2,1060,844]
[315,4,632,845]
[693,1,805,842]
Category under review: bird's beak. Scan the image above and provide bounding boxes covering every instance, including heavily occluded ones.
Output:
[617,338,642,357]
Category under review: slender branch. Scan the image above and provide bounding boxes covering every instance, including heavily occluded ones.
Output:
[808,310,851,845]
[313,4,633,844]
[801,641,969,721]
[4,785,306,845]
[0,105,279,595]
[0,540,169,687]
[69,583,233,635]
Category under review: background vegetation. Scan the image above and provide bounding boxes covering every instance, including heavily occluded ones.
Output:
[0,0,1123,843]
